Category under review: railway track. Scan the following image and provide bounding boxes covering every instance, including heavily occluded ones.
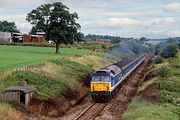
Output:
[75,102,108,120]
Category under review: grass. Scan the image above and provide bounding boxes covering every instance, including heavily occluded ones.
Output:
[124,97,179,120]
[0,102,22,120]
[124,50,180,120]
[0,45,92,71]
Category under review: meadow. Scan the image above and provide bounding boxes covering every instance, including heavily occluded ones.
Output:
[0,45,92,71]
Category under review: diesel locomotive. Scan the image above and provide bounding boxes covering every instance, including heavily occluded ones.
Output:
[91,54,145,101]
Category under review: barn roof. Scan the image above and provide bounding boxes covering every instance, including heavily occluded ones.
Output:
[3,86,36,94]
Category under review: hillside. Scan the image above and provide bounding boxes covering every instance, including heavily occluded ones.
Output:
[124,51,180,120]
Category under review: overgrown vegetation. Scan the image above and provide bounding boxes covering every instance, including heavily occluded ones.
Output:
[153,56,164,64]
[154,51,180,106]
[124,50,180,120]
[0,102,22,120]
[160,44,178,58]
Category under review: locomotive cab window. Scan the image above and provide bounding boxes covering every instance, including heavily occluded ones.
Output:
[92,76,110,82]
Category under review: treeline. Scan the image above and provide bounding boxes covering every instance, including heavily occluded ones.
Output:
[0,20,19,33]
[83,34,133,44]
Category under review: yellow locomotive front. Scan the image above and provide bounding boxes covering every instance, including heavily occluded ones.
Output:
[90,71,112,101]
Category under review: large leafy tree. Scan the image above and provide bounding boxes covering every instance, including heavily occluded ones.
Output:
[26,2,81,54]
[0,20,19,32]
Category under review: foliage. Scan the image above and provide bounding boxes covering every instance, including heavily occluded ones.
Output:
[26,2,81,53]
[153,56,164,64]
[157,67,170,78]
[0,20,19,32]
[160,44,178,58]
[101,44,107,49]
[0,45,92,71]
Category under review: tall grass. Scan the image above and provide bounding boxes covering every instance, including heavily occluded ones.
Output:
[0,102,23,120]
[124,97,179,120]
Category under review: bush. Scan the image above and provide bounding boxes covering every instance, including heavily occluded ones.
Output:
[101,44,107,49]
[160,44,178,58]
[157,67,170,78]
[154,56,164,64]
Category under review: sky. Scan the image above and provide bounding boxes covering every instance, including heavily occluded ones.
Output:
[0,0,180,39]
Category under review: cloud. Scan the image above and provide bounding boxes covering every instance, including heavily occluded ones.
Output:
[165,2,180,12]
[82,17,175,29]
[0,0,179,38]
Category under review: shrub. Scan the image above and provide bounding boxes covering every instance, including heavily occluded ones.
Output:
[157,67,170,78]
[101,44,107,49]
[154,56,164,64]
[160,44,178,58]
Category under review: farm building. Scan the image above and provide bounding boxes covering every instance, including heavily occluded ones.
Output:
[12,33,23,43]
[0,31,12,43]
[23,34,45,43]
[31,35,45,43]
[0,81,36,105]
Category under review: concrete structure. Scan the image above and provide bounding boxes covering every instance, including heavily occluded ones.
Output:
[0,31,11,43]
[1,81,36,105]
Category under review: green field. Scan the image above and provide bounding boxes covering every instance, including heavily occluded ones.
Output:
[0,45,92,71]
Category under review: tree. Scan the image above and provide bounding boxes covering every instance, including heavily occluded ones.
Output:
[29,26,38,35]
[0,20,19,32]
[160,44,178,58]
[114,37,122,44]
[26,2,81,54]
[139,37,147,42]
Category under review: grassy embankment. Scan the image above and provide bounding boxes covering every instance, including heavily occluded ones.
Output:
[124,51,180,120]
[0,44,112,118]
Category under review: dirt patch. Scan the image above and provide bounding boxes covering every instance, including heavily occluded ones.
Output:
[143,71,156,82]
[140,85,160,103]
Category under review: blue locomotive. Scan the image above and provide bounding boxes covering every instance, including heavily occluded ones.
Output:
[91,54,145,101]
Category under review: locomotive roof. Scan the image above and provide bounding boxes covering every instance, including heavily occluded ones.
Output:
[97,65,121,75]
